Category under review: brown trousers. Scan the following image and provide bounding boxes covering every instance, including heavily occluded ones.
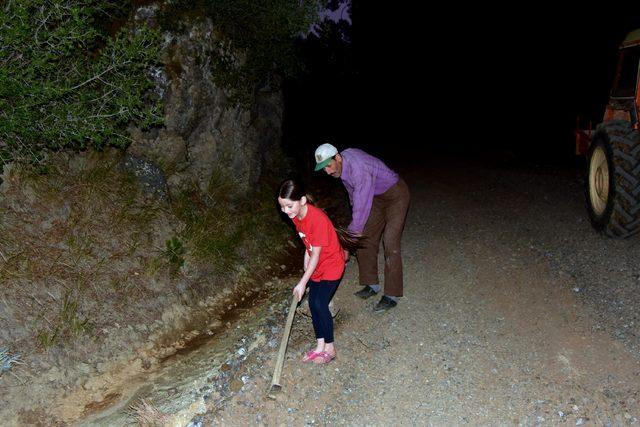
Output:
[356,178,410,297]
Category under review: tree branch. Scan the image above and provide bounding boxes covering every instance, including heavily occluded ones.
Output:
[70,62,128,91]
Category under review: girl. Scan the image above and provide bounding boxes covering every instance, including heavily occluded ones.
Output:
[278,179,357,365]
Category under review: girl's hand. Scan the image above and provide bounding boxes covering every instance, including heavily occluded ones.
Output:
[343,249,350,262]
[293,283,306,302]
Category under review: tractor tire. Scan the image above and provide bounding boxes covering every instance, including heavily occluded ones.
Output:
[585,120,640,237]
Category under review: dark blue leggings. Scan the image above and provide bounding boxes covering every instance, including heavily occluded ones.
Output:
[308,278,340,343]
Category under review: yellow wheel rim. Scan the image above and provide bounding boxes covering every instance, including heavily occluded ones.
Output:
[589,145,609,216]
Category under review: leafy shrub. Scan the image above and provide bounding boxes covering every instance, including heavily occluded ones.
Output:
[0,1,162,165]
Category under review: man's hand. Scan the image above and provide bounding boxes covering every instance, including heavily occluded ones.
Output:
[293,283,306,302]
[343,249,350,263]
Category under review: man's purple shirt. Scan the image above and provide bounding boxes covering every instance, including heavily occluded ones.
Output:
[340,148,399,233]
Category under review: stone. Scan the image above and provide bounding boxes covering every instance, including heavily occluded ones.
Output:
[129,17,283,201]
[230,379,244,392]
[121,154,168,200]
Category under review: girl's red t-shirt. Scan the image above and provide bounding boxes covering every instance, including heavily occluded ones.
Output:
[292,204,345,281]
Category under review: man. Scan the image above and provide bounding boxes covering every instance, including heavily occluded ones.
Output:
[314,143,410,312]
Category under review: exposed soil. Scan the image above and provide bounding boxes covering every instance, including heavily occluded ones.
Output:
[0,152,295,426]
[197,154,640,425]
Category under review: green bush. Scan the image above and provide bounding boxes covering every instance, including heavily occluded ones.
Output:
[0,1,162,165]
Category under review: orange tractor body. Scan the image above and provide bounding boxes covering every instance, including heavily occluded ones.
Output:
[580,29,640,237]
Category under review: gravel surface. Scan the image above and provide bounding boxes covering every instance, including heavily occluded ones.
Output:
[199,154,640,425]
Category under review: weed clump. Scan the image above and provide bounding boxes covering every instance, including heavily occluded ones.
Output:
[164,236,186,272]
[129,398,170,426]
[37,291,92,349]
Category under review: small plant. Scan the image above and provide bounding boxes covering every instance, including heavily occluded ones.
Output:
[165,236,185,270]
[36,291,92,349]
[60,292,92,335]
[37,330,59,349]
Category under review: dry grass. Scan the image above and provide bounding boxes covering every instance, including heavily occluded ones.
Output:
[0,152,171,351]
[128,398,171,426]
[0,149,291,356]
[0,149,293,422]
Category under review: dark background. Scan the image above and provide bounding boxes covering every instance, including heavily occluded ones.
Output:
[282,3,640,172]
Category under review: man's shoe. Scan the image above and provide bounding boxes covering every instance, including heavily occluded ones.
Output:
[373,296,397,312]
[354,285,378,300]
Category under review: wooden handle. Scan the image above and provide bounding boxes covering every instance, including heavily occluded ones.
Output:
[270,295,299,388]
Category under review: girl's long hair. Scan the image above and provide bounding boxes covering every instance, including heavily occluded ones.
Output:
[279,179,361,253]
[334,226,362,253]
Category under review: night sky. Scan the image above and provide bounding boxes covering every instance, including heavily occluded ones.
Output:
[283,4,640,167]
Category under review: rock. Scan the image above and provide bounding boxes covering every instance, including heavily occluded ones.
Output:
[128,129,187,174]
[77,363,92,374]
[46,367,63,382]
[121,154,168,200]
[230,379,244,392]
[128,18,283,201]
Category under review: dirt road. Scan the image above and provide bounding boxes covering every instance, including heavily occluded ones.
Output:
[200,155,640,425]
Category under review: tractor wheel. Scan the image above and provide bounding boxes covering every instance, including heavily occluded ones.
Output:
[585,120,640,237]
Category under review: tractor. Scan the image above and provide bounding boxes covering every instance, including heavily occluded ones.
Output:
[577,28,640,237]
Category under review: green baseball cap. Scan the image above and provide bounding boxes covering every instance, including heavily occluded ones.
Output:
[314,143,338,171]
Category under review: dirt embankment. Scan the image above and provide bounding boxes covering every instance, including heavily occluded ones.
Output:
[0,151,293,425]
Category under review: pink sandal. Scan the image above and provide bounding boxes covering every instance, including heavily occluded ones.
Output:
[312,351,335,365]
[302,350,321,362]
